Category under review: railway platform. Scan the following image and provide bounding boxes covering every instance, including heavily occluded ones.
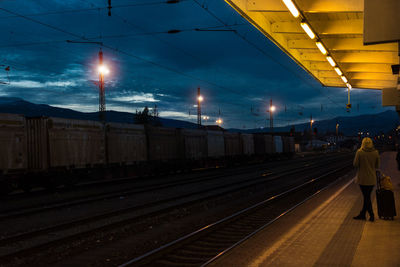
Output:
[208,152,400,267]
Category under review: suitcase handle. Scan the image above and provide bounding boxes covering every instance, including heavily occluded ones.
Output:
[376,170,382,190]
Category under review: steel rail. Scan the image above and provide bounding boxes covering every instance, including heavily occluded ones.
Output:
[0,157,350,262]
[0,154,347,220]
[118,164,352,267]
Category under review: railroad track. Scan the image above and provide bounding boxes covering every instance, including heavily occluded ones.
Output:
[119,164,352,267]
[0,154,352,264]
[3,152,335,201]
[0,153,347,220]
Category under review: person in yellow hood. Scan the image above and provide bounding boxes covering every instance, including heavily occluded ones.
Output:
[353,137,380,221]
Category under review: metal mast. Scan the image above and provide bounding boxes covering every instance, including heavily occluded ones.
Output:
[99,49,106,122]
[269,98,273,133]
[197,87,201,126]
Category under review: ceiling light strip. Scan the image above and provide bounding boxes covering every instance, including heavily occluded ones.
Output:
[316,42,327,55]
[300,22,315,39]
[282,0,300,18]
[281,0,352,89]
[334,67,342,76]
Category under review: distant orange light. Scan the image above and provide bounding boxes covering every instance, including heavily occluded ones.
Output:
[198,95,204,102]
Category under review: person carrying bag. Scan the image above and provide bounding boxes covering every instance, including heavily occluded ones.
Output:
[353,137,380,222]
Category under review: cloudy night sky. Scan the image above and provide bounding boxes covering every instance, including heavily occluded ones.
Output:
[0,0,394,129]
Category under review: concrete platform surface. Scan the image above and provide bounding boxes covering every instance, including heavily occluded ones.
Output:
[209,152,400,267]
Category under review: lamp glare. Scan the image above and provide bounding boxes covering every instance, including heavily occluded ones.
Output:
[98,65,110,75]
[316,42,327,55]
[326,56,336,67]
[334,67,342,76]
[282,0,300,18]
[300,22,315,39]
[341,76,348,83]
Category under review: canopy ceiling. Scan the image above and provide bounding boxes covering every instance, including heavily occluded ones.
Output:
[225,0,399,90]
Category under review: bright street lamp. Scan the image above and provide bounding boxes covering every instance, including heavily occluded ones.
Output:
[98,65,110,75]
[267,99,275,133]
[310,116,314,148]
[196,87,203,127]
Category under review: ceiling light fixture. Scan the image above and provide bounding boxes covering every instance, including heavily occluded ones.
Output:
[282,0,300,18]
[300,22,315,39]
[316,42,327,55]
[326,56,336,67]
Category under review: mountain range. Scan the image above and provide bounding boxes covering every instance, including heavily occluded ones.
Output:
[0,97,398,136]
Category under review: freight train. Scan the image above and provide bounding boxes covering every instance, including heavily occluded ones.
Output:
[0,113,295,194]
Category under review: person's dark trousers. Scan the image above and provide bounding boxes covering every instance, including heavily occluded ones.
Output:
[359,185,374,217]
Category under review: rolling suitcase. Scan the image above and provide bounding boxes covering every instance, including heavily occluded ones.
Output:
[376,171,396,220]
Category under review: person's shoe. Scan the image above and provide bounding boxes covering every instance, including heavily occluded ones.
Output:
[353,214,366,220]
[369,214,375,222]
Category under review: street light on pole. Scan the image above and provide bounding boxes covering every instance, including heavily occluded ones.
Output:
[310,115,314,148]
[267,99,276,133]
[197,87,203,127]
[97,49,110,122]
[336,123,339,149]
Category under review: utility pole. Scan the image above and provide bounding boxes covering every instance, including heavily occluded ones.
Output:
[98,49,106,122]
[269,99,273,133]
[336,121,339,149]
[266,99,275,133]
[197,87,202,127]
[310,114,314,148]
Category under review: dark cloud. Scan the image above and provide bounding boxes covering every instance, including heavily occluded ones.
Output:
[0,0,394,128]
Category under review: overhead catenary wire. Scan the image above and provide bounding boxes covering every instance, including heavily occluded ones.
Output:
[0,0,268,110]
[191,0,343,116]
[0,5,347,126]
[80,0,270,104]
[0,9,260,121]
[0,7,265,106]
[0,24,244,48]
[0,0,190,19]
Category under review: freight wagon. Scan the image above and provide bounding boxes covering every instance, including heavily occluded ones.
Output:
[0,113,295,194]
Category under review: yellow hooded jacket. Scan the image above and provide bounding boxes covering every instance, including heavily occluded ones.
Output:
[353,137,380,185]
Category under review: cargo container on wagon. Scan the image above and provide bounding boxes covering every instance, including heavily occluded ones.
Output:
[26,117,48,171]
[206,130,225,158]
[146,126,180,161]
[264,134,274,154]
[253,133,266,155]
[240,133,255,156]
[0,114,27,179]
[106,123,147,165]
[282,136,295,154]
[274,136,283,154]
[224,132,241,157]
[180,128,207,160]
[47,118,105,168]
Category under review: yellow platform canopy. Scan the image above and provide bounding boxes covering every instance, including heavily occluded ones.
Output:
[225,0,399,90]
